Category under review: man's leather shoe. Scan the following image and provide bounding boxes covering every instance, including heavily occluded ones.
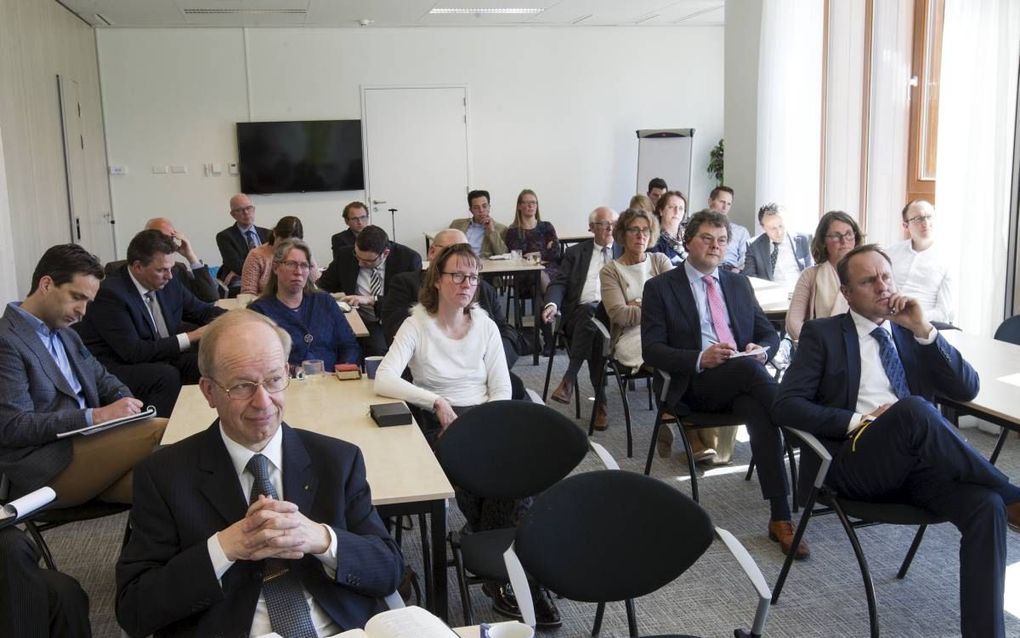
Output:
[656,425,674,458]
[592,401,608,431]
[531,585,562,628]
[551,378,573,404]
[1007,502,1020,533]
[768,520,810,559]
[484,582,522,620]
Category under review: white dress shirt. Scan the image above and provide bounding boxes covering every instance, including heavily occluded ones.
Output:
[579,241,614,306]
[127,269,190,351]
[885,239,954,324]
[772,236,801,285]
[206,425,340,638]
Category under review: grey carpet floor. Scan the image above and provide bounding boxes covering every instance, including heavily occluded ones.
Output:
[34,352,1020,638]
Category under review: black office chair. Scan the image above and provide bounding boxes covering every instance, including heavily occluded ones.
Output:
[771,427,945,638]
[588,309,654,457]
[435,400,590,625]
[503,470,771,637]
[541,313,582,419]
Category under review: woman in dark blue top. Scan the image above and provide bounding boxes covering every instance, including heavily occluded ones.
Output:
[649,190,689,265]
[249,238,360,370]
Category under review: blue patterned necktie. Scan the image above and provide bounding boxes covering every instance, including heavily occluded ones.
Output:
[247,454,317,638]
[870,327,910,400]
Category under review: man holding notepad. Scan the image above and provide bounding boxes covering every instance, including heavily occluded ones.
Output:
[0,244,166,508]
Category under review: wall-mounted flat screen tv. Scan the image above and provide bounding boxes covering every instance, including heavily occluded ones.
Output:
[236,120,364,194]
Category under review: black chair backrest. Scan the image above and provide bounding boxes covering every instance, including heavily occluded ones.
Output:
[515,470,713,602]
[994,315,1020,345]
[436,400,588,500]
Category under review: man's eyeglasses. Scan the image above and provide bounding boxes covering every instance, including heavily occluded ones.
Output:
[278,260,311,271]
[824,231,856,243]
[591,222,615,230]
[625,227,652,237]
[347,215,369,223]
[696,233,729,246]
[443,272,480,285]
[210,374,290,400]
[906,214,934,225]
[231,205,255,214]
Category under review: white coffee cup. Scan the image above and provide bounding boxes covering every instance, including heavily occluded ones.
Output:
[487,622,535,638]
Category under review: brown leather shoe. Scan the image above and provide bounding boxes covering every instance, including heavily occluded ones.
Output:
[592,402,608,431]
[768,520,810,559]
[551,378,573,404]
[1007,502,1020,533]
[656,424,674,457]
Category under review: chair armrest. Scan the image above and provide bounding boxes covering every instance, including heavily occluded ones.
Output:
[589,316,611,357]
[503,543,536,628]
[383,590,405,610]
[656,369,672,406]
[783,427,832,490]
[715,526,770,637]
[588,441,619,470]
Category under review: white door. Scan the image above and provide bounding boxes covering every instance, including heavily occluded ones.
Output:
[58,75,116,261]
[362,86,469,256]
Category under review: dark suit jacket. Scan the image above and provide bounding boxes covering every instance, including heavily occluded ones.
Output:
[76,265,225,367]
[331,229,357,263]
[544,239,621,320]
[380,270,520,355]
[0,305,129,494]
[641,266,779,408]
[743,233,813,280]
[106,260,220,303]
[215,225,270,281]
[318,242,423,299]
[116,423,403,638]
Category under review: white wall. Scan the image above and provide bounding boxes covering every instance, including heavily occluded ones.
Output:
[723,0,762,231]
[0,0,110,297]
[98,26,724,262]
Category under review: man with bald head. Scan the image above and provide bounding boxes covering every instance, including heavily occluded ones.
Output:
[117,310,403,637]
[885,199,953,324]
[544,206,620,429]
[380,228,524,372]
[216,193,270,291]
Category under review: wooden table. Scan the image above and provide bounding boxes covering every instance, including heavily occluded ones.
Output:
[748,276,794,319]
[557,231,591,254]
[215,296,369,338]
[940,330,1020,461]
[479,258,546,365]
[163,377,455,620]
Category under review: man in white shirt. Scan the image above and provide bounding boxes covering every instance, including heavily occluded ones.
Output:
[885,199,954,324]
[706,186,750,272]
[116,310,403,638]
[774,244,1020,638]
[743,204,813,284]
[542,207,620,429]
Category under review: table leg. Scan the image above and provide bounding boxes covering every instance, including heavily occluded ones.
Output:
[429,499,449,621]
[532,271,542,366]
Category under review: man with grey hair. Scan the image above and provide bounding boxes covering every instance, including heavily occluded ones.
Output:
[117,310,403,637]
[885,199,953,324]
[543,206,620,429]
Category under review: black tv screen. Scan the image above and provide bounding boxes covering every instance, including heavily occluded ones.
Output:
[236,120,364,194]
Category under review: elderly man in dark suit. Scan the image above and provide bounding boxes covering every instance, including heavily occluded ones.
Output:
[116,310,403,638]
[77,230,226,417]
[641,210,806,558]
[743,203,812,283]
[319,225,422,357]
[216,193,270,289]
[774,244,1020,638]
[0,244,164,507]
[543,206,620,429]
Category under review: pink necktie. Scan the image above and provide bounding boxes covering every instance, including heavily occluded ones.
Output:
[702,275,735,345]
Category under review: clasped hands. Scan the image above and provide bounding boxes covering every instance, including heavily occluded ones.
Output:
[218,495,330,562]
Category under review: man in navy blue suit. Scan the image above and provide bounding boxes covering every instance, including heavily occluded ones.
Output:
[774,244,1020,638]
[77,230,226,416]
[642,210,806,558]
[116,310,403,637]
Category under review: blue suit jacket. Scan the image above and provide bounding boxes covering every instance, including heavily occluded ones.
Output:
[743,232,813,280]
[76,265,225,367]
[116,423,404,638]
[773,314,979,492]
[0,305,129,494]
[641,265,779,407]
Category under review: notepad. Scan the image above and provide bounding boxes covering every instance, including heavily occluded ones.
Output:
[57,405,158,439]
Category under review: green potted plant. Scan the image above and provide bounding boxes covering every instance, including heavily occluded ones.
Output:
[708,139,724,185]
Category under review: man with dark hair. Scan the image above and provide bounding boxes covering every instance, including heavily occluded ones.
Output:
[331,201,371,262]
[744,203,813,282]
[0,243,165,506]
[216,193,270,289]
[642,210,806,558]
[705,186,750,272]
[116,310,403,638]
[647,177,668,207]
[77,230,225,416]
[775,244,1020,638]
[885,199,953,324]
[449,189,508,257]
[319,226,422,356]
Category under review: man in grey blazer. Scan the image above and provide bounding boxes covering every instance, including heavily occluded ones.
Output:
[0,244,165,506]
[743,203,813,283]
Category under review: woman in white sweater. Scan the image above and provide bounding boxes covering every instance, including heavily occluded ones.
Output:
[375,243,511,437]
